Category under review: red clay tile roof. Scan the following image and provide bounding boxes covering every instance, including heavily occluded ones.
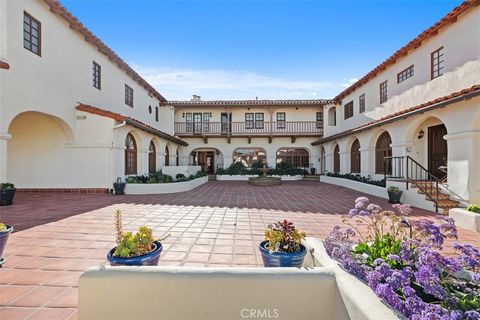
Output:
[0,60,10,70]
[334,0,480,102]
[312,84,480,146]
[166,99,333,107]
[42,0,166,102]
[76,103,188,146]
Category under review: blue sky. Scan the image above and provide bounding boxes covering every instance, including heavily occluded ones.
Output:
[62,0,462,100]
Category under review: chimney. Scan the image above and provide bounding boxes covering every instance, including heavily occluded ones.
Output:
[191,95,201,102]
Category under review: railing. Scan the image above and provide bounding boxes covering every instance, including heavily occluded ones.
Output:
[174,121,323,136]
[385,156,443,212]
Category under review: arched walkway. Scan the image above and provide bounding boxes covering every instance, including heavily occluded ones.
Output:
[233,147,266,167]
[7,111,75,187]
[190,147,223,173]
[276,148,309,168]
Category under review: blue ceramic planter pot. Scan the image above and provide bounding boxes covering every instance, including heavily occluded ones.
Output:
[259,240,307,267]
[107,241,163,266]
[0,225,13,264]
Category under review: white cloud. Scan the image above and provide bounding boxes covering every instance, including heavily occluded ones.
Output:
[134,66,346,100]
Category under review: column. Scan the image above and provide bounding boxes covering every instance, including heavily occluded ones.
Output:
[359,147,375,178]
[0,133,11,182]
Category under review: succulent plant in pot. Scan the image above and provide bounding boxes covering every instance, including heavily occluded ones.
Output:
[259,220,306,267]
[0,221,13,267]
[387,185,402,204]
[0,182,16,206]
[106,210,169,266]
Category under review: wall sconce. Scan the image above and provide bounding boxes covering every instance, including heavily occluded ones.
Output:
[418,130,425,139]
[210,112,212,117]
[182,113,185,118]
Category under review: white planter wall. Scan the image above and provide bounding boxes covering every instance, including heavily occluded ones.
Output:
[124,176,207,194]
[449,208,480,232]
[216,175,302,181]
[162,166,202,179]
[320,176,387,199]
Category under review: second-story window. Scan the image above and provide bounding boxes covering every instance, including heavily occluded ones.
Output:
[92,61,101,90]
[431,47,444,79]
[155,106,159,122]
[255,113,264,129]
[344,101,353,119]
[125,84,134,107]
[359,94,365,113]
[397,65,414,83]
[316,112,323,129]
[380,81,388,103]
[277,112,286,129]
[23,12,41,56]
[203,112,210,132]
[245,113,254,129]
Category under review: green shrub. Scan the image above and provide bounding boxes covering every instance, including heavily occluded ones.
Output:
[325,172,386,187]
[387,186,401,193]
[176,173,187,181]
[467,204,480,214]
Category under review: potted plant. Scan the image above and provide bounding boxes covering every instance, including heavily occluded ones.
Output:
[387,185,402,204]
[113,177,126,195]
[0,183,16,206]
[259,220,306,267]
[0,221,13,267]
[107,210,169,266]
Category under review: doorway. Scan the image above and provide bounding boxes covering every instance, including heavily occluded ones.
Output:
[428,124,447,179]
[221,112,232,135]
[198,151,215,174]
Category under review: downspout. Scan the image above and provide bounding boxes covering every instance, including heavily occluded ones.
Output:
[111,121,127,190]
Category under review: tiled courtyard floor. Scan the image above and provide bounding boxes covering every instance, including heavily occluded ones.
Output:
[0,181,479,319]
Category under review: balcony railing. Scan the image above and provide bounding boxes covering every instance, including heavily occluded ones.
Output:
[175,121,323,136]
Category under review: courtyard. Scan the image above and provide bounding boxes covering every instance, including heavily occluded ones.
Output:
[0,181,479,319]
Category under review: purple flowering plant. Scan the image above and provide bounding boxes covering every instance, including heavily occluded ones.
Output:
[325,197,480,319]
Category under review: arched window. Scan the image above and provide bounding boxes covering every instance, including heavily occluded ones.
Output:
[375,132,392,174]
[176,149,179,166]
[276,148,309,167]
[350,139,361,173]
[165,146,170,166]
[320,146,326,174]
[333,144,340,173]
[148,141,156,174]
[125,133,137,175]
[233,148,266,167]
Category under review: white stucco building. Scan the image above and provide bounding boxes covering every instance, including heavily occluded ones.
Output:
[0,0,479,211]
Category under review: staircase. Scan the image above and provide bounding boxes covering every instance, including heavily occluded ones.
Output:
[208,174,216,181]
[303,174,321,182]
[386,156,465,214]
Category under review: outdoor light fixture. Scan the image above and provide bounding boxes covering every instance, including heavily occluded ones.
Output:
[182,113,185,118]
[418,130,425,139]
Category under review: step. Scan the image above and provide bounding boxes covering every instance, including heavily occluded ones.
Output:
[208,175,216,181]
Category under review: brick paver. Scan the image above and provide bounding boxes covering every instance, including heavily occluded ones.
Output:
[0,181,479,319]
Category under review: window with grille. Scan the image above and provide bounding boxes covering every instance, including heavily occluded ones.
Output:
[350,139,361,173]
[277,112,286,129]
[380,81,388,103]
[125,84,134,107]
[255,113,264,129]
[245,113,254,129]
[397,65,414,83]
[375,132,392,174]
[185,113,192,133]
[155,106,159,122]
[125,133,137,175]
[359,94,365,113]
[316,112,323,129]
[92,61,101,90]
[344,101,353,119]
[333,145,340,173]
[431,47,444,79]
[203,112,210,132]
[23,12,41,56]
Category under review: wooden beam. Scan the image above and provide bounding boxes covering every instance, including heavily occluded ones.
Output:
[248,136,251,144]
[268,136,273,144]
[0,60,10,70]
[203,136,208,144]
[291,136,296,144]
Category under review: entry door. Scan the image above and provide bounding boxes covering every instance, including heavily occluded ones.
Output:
[198,152,207,171]
[206,152,214,173]
[428,124,447,179]
[221,113,232,134]
[193,113,202,134]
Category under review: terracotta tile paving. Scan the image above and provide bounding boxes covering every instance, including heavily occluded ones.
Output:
[1,181,479,319]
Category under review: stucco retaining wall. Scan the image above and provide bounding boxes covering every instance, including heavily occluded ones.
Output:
[320,176,387,199]
[216,175,302,181]
[124,176,207,194]
[449,208,480,232]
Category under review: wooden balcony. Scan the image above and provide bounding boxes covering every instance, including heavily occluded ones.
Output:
[175,121,323,140]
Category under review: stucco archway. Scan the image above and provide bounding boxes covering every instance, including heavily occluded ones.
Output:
[7,111,75,188]
[190,147,223,173]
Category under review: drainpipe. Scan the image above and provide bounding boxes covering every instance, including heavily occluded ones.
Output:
[111,121,127,190]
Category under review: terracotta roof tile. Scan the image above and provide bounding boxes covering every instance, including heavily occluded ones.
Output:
[0,60,9,70]
[76,103,188,146]
[166,99,333,107]
[42,0,166,102]
[334,0,479,102]
[312,84,480,145]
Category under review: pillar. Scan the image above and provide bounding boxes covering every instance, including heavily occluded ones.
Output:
[0,133,11,182]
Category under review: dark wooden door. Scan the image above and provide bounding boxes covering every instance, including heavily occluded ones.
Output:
[428,124,447,179]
